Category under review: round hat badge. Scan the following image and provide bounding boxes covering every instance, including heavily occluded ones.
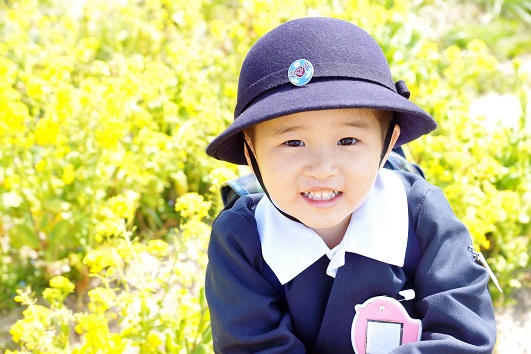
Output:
[288,59,314,86]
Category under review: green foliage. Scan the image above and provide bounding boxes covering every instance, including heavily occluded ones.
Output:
[472,0,531,23]
[0,0,529,351]
[0,0,238,306]
[8,194,212,352]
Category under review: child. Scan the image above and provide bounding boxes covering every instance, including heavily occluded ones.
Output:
[205,17,496,353]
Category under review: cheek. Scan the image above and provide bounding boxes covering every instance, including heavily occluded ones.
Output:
[262,163,295,194]
[256,150,293,190]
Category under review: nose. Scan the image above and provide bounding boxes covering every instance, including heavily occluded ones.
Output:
[303,148,339,180]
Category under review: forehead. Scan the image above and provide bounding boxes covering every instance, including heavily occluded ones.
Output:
[253,108,388,135]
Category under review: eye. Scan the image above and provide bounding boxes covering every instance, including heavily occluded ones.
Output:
[338,137,358,146]
[283,140,305,147]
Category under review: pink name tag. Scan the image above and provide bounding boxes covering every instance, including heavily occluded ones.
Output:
[351,296,422,354]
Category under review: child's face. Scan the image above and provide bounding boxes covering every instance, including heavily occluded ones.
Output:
[245,108,400,239]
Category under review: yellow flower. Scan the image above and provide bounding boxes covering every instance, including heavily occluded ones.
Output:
[210,19,228,40]
[96,116,128,149]
[35,116,60,145]
[62,164,76,185]
[95,219,123,239]
[42,287,63,307]
[88,287,115,313]
[144,60,176,87]
[13,288,34,306]
[444,45,462,62]
[476,54,498,71]
[83,248,120,274]
[467,39,487,53]
[35,159,47,172]
[180,219,211,242]
[4,174,21,190]
[418,41,439,61]
[108,192,139,219]
[147,239,169,258]
[74,313,110,345]
[208,167,238,193]
[0,100,29,135]
[91,60,111,76]
[22,304,53,323]
[41,55,75,83]
[49,275,75,293]
[75,37,101,63]
[174,193,211,220]
[0,56,17,84]
[147,332,163,347]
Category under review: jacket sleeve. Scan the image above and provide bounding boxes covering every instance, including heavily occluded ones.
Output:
[205,202,306,353]
[394,182,497,353]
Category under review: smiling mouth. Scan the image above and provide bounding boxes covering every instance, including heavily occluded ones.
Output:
[302,190,340,201]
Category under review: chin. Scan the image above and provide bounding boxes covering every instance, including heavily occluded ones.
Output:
[300,218,345,230]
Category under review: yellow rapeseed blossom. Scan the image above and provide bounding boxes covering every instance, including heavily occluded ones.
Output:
[10,304,54,346]
[62,164,76,185]
[144,60,176,87]
[147,239,169,258]
[88,287,116,313]
[476,54,498,71]
[174,193,211,220]
[0,56,17,84]
[35,159,47,172]
[83,248,121,274]
[75,37,101,63]
[444,45,462,62]
[467,38,487,53]
[419,41,440,61]
[0,100,29,135]
[108,194,135,219]
[13,288,35,306]
[49,275,75,292]
[74,313,111,345]
[4,174,21,190]
[147,332,163,348]
[95,219,123,240]
[180,219,211,243]
[41,55,75,83]
[208,166,238,194]
[97,191,140,229]
[96,116,129,149]
[35,116,60,145]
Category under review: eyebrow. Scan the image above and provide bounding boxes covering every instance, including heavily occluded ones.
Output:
[271,124,306,136]
[270,118,371,136]
[342,119,371,130]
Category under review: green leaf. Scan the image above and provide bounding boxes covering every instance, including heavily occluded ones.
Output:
[9,224,41,250]
[45,220,79,260]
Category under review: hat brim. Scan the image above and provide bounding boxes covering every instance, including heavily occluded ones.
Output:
[207,78,437,165]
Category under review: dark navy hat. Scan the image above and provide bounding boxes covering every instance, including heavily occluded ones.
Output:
[207,17,437,165]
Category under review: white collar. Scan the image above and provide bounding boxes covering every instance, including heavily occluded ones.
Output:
[255,169,409,285]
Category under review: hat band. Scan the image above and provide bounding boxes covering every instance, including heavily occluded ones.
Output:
[235,63,396,117]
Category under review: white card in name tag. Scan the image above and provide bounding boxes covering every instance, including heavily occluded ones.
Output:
[351,296,422,354]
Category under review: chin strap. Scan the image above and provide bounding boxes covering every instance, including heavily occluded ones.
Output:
[244,140,302,223]
[378,79,409,166]
[380,115,398,167]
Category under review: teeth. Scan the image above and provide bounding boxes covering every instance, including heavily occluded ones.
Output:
[303,191,339,201]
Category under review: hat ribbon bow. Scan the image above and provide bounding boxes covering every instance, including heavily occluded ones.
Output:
[395,80,410,99]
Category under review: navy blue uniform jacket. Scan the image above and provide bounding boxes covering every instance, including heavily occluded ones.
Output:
[206,172,497,353]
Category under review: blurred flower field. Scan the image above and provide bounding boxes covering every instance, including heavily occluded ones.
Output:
[0,0,530,352]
